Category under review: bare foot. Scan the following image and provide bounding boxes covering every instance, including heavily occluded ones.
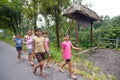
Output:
[33,66,37,73]
[19,59,23,62]
[40,73,47,77]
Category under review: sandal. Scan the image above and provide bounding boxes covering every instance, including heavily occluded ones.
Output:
[46,64,51,68]
[30,63,34,67]
[59,68,64,73]
[70,75,77,79]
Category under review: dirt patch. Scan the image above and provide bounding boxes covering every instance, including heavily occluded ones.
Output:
[87,49,120,80]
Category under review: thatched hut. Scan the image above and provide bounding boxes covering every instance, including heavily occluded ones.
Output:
[63,3,101,49]
[63,3,100,21]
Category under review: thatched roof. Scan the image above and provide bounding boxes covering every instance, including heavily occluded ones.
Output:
[63,3,101,22]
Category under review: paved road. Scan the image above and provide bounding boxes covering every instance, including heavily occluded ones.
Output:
[0,41,86,80]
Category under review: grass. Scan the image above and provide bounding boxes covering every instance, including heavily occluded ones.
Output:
[115,47,120,51]
[49,42,116,80]
[0,36,117,80]
[49,44,61,62]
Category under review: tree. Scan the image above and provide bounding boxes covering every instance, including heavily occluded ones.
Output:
[0,0,23,34]
[112,16,120,27]
[40,0,71,47]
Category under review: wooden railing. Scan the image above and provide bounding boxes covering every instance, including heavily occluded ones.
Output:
[97,37,120,48]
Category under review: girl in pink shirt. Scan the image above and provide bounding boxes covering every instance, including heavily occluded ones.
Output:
[42,32,51,68]
[24,30,34,66]
[59,34,81,79]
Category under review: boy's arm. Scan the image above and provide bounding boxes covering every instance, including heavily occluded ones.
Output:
[23,36,27,44]
[12,36,15,41]
[22,41,27,44]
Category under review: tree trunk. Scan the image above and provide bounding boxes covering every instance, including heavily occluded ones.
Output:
[33,0,37,31]
[33,14,37,31]
[55,1,63,48]
[55,9,60,47]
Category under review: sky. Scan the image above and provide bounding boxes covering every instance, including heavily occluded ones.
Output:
[82,0,120,18]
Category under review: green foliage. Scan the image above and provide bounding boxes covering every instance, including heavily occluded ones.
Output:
[49,42,61,62]
[39,0,72,46]
[0,0,23,34]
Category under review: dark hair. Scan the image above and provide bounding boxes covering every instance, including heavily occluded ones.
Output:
[35,28,41,32]
[42,32,47,34]
[64,33,68,37]
[15,33,20,36]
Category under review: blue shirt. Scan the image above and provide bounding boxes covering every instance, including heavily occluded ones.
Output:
[14,38,23,47]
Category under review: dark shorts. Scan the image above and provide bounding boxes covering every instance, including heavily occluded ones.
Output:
[16,46,22,51]
[66,59,71,62]
[35,52,45,62]
[45,50,50,54]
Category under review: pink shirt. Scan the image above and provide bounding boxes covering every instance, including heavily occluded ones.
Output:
[44,38,49,51]
[61,41,72,59]
[24,35,33,49]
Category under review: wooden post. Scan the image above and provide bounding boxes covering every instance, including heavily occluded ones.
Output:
[90,21,93,51]
[75,20,79,56]
[97,36,100,47]
[116,37,119,48]
[76,20,79,47]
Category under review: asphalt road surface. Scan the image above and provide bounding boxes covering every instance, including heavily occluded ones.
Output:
[0,41,86,80]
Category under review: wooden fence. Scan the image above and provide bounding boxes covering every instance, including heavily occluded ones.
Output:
[97,37,120,48]
[78,37,120,55]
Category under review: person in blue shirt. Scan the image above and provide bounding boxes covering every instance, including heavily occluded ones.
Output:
[12,33,23,61]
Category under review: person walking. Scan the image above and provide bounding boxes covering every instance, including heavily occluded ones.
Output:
[12,33,23,61]
[24,30,34,66]
[59,33,81,79]
[42,32,51,68]
[32,28,46,77]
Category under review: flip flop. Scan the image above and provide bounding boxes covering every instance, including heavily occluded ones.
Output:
[46,64,51,68]
[70,75,77,79]
[59,69,64,73]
